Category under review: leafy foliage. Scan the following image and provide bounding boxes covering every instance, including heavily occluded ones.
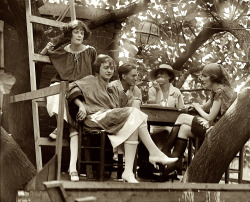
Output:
[117,0,249,103]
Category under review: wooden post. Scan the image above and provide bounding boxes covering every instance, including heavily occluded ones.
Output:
[99,131,106,181]
[69,0,76,20]
[56,81,68,180]
[25,0,43,171]
[0,20,4,69]
[238,147,244,184]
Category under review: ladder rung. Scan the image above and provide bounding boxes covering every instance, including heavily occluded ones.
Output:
[34,98,47,107]
[39,137,69,146]
[29,15,67,28]
[33,53,51,63]
[79,161,101,164]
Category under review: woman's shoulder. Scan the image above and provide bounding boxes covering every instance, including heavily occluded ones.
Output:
[213,85,235,101]
[170,84,181,93]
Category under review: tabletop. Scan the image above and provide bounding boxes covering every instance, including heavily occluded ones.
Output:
[140,104,184,126]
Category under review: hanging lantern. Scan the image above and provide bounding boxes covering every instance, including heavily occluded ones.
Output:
[136,21,160,46]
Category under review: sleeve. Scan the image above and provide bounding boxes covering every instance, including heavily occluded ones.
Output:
[134,86,142,101]
[213,88,224,101]
[67,82,84,104]
[213,87,235,115]
[89,47,97,65]
[118,88,129,108]
[148,87,156,103]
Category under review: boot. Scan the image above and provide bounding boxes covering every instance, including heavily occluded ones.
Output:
[161,138,187,181]
[161,125,181,156]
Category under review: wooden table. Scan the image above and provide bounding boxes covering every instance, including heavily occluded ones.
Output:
[141,104,183,126]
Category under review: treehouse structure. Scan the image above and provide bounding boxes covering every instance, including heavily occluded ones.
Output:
[7,0,250,201]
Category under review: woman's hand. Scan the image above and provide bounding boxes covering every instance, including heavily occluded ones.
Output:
[152,81,161,91]
[40,42,54,55]
[76,105,87,121]
[45,42,54,51]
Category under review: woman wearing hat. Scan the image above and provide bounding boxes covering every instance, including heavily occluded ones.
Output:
[40,20,97,181]
[137,64,184,180]
[148,64,184,108]
[160,63,236,180]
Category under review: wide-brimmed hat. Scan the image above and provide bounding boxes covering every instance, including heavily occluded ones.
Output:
[149,64,180,81]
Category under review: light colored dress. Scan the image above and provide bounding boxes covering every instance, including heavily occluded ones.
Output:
[68,76,148,149]
[148,83,184,108]
[46,44,96,121]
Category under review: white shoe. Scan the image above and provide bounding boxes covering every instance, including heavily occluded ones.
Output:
[49,129,57,140]
[70,171,79,182]
[122,172,139,183]
[149,155,178,168]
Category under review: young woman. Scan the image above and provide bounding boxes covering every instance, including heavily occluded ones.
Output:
[40,20,97,181]
[137,64,184,180]
[162,63,236,178]
[67,54,178,183]
[148,64,184,108]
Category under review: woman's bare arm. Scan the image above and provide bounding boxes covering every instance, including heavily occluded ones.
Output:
[193,99,221,121]
[73,98,87,121]
[40,42,54,55]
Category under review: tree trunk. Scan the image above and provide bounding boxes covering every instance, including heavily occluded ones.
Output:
[3,0,46,165]
[183,78,250,183]
[0,129,36,202]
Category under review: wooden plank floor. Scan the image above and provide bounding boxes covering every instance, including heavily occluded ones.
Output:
[20,171,250,202]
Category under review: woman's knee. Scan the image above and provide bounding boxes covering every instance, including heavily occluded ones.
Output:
[175,114,194,126]
[178,125,191,139]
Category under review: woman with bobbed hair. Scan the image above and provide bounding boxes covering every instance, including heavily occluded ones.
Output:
[67,54,178,183]
[40,20,96,181]
[161,63,236,179]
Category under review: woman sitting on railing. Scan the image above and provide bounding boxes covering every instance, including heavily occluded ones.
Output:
[161,63,236,179]
[67,54,178,183]
[40,20,96,181]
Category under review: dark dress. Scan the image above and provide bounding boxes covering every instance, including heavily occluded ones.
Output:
[67,75,148,149]
[46,44,97,121]
[48,44,97,83]
[191,84,236,140]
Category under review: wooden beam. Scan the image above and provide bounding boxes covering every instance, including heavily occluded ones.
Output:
[39,137,69,147]
[29,15,67,27]
[39,3,109,20]
[62,181,250,191]
[0,20,4,68]
[43,181,70,202]
[69,0,76,21]
[33,53,51,63]
[55,81,68,180]
[10,84,62,103]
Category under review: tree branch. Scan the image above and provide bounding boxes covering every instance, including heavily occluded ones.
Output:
[173,21,223,71]
[85,0,150,29]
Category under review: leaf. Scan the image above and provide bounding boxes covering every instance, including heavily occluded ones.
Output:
[185,12,198,21]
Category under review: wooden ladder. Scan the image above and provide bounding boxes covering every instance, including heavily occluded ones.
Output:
[9,0,77,190]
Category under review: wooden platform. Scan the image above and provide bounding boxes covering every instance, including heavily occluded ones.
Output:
[21,177,250,202]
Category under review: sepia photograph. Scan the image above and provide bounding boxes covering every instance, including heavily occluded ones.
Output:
[0,0,250,201]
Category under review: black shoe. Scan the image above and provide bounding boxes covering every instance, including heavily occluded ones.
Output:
[137,168,160,180]
[154,170,179,183]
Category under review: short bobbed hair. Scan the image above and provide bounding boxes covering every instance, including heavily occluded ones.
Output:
[53,20,91,49]
[118,63,137,80]
[93,54,116,75]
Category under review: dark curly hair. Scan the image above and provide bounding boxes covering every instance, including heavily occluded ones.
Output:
[53,20,91,49]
